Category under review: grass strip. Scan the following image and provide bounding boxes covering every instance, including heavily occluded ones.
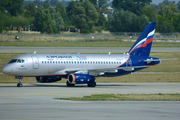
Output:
[55,93,180,101]
[1,41,180,47]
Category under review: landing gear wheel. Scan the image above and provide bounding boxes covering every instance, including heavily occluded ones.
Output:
[66,81,75,87]
[87,81,96,87]
[17,79,23,87]
[17,83,20,87]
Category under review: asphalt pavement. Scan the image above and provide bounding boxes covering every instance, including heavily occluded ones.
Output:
[0,83,180,120]
[1,47,180,53]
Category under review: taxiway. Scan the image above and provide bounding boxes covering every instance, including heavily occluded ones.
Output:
[0,83,180,120]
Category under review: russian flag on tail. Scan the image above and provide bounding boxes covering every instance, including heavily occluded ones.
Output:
[128,22,156,57]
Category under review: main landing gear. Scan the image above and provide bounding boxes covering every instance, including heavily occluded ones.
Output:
[87,81,96,87]
[16,76,23,87]
[66,81,96,87]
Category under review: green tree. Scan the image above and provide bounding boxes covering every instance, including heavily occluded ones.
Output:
[0,0,13,12]
[72,2,87,29]
[43,3,51,9]
[84,0,99,30]
[5,0,24,16]
[108,10,149,32]
[0,20,4,33]
[159,3,178,23]
[56,2,67,22]
[173,14,180,32]
[158,20,174,33]
[142,5,157,22]
[98,0,109,8]
[112,0,152,15]
[71,0,99,31]
[50,0,59,6]
[24,3,36,18]
[159,0,176,6]
[66,1,76,19]
[33,5,64,33]
[89,0,97,6]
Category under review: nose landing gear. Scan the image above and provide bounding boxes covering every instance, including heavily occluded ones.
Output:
[16,76,23,87]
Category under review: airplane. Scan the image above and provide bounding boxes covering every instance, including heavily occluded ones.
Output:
[1,22,165,87]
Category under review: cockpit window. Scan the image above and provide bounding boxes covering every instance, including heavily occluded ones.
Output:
[8,59,18,63]
[8,59,25,64]
[17,59,21,63]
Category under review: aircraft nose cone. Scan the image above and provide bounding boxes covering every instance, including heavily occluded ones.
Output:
[1,66,11,75]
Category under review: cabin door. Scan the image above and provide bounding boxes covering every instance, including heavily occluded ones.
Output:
[32,56,39,69]
[126,58,132,67]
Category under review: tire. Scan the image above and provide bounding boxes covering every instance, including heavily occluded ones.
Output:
[66,81,75,87]
[87,81,96,87]
[17,83,21,87]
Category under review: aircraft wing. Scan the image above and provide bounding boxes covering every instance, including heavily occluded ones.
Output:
[87,66,148,76]
[55,66,150,76]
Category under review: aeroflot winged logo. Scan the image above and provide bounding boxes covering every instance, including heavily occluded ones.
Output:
[129,29,155,54]
[76,56,87,60]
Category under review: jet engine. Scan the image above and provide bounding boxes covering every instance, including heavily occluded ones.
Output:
[35,76,62,83]
[68,73,95,84]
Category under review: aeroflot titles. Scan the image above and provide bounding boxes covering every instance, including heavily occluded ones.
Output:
[46,56,87,60]
[46,56,72,59]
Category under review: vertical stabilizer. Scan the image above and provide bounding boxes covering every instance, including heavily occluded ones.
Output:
[128,22,156,56]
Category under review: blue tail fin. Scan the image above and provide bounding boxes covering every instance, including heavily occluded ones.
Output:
[128,22,156,56]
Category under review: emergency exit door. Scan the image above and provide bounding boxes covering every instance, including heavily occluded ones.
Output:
[32,56,39,69]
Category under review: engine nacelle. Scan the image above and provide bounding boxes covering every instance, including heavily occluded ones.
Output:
[68,73,95,84]
[35,76,62,83]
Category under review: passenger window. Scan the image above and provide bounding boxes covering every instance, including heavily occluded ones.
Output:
[47,61,49,64]
[42,61,44,64]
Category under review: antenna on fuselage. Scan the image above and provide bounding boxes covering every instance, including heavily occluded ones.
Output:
[108,52,111,55]
[34,51,36,54]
